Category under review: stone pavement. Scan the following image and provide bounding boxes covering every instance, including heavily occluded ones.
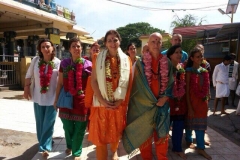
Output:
[0,88,240,160]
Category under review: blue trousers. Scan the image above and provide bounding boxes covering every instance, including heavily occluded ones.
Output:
[34,103,57,152]
[185,129,205,149]
[171,120,184,152]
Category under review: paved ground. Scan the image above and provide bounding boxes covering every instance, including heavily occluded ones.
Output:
[0,87,240,160]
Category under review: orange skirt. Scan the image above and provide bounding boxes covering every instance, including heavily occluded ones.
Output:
[88,105,126,146]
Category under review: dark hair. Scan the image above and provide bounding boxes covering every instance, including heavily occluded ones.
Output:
[68,37,81,50]
[37,38,55,60]
[126,43,136,56]
[223,55,232,61]
[104,30,122,43]
[166,45,181,59]
[90,42,100,49]
[186,48,202,68]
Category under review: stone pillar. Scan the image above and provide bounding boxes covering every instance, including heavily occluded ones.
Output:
[66,32,77,39]
[27,35,39,56]
[0,38,6,61]
[4,31,16,62]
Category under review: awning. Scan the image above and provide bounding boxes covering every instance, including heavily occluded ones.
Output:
[216,22,240,40]
[196,28,221,38]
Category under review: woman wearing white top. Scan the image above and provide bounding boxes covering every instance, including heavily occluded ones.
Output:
[23,38,60,158]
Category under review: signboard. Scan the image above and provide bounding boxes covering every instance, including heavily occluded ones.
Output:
[50,34,60,44]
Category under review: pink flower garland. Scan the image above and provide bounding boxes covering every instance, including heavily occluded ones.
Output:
[143,52,169,95]
[173,71,186,99]
[67,58,84,98]
[38,60,54,94]
[190,69,210,101]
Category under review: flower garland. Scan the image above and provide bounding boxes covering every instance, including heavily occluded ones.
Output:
[172,64,186,111]
[190,67,210,101]
[173,64,186,99]
[201,59,207,68]
[67,58,84,98]
[105,53,120,102]
[38,60,54,94]
[143,52,168,95]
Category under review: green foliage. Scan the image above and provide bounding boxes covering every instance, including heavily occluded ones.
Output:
[170,14,205,53]
[182,39,198,53]
[116,22,165,51]
[171,14,197,28]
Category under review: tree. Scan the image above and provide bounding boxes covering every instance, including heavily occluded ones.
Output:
[116,22,165,51]
[170,14,205,53]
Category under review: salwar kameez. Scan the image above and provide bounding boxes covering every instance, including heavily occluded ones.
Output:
[58,58,92,157]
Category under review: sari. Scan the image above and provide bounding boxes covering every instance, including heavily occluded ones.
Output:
[122,58,174,154]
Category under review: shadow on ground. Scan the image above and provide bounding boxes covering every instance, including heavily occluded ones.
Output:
[8,143,38,160]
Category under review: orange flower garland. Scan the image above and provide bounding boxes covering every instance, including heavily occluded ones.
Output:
[105,53,120,102]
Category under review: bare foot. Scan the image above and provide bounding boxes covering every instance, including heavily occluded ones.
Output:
[221,111,229,115]
[205,141,210,146]
[197,149,212,160]
[74,157,81,160]
[186,142,195,149]
[65,148,72,155]
[174,152,187,159]
[42,151,49,158]
[112,151,119,160]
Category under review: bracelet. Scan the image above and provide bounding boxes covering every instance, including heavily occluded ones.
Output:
[25,84,31,87]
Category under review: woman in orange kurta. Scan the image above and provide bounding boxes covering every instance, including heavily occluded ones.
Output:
[87,30,132,160]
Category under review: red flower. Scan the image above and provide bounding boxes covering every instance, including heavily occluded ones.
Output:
[67,58,84,97]
[38,60,54,94]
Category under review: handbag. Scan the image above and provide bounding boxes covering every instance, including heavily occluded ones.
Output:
[57,87,73,109]
[236,83,240,96]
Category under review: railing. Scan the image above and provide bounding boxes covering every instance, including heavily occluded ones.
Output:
[0,62,20,86]
[0,55,20,62]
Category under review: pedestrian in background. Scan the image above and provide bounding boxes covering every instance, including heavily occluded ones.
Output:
[23,38,60,158]
[88,30,132,160]
[212,55,232,115]
[226,53,239,107]
[54,38,92,160]
[84,42,100,61]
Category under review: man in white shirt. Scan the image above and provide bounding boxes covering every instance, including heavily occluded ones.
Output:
[212,55,232,115]
[226,53,239,107]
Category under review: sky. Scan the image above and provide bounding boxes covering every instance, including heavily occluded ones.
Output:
[57,0,240,40]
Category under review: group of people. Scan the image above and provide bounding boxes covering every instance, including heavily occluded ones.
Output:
[23,31,222,160]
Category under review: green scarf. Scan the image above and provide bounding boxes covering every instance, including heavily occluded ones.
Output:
[122,58,174,154]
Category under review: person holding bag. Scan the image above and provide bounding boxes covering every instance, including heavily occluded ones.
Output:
[23,38,60,158]
[54,37,92,160]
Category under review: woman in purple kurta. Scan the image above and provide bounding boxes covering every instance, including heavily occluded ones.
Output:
[54,38,92,160]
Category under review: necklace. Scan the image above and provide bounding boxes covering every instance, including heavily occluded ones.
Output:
[38,59,54,94]
[143,52,169,95]
[67,58,84,97]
